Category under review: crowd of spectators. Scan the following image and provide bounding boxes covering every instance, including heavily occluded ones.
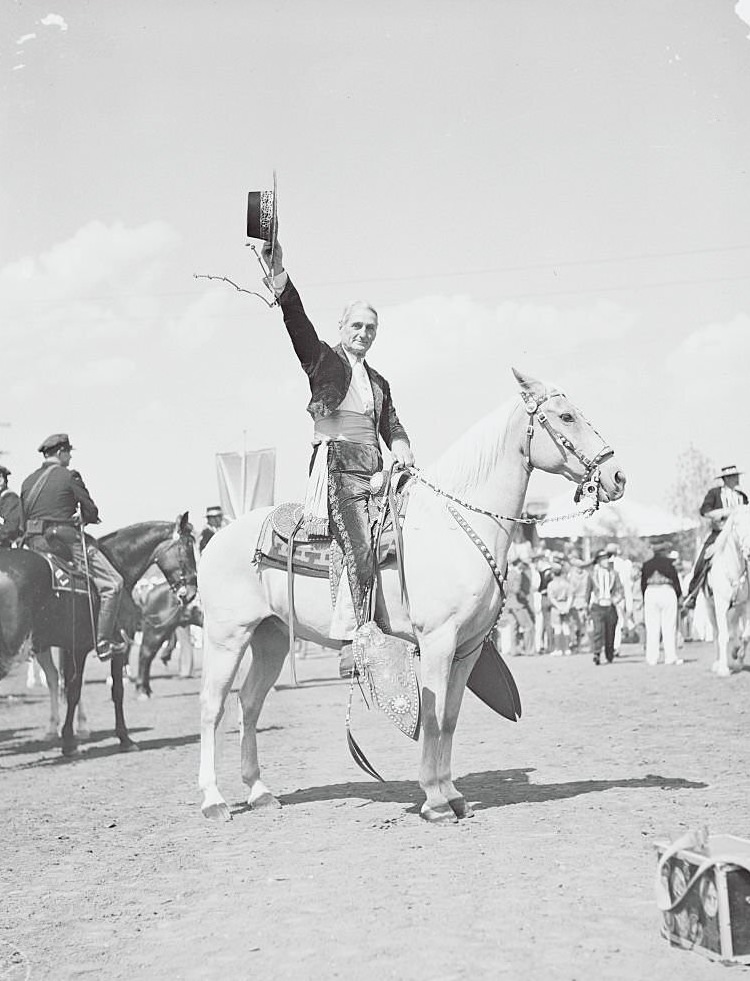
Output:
[495,539,696,667]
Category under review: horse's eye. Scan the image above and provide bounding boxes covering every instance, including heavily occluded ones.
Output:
[560,413,575,424]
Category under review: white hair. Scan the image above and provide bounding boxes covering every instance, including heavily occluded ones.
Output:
[339,300,378,326]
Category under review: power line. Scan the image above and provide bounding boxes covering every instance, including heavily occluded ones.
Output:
[9,242,750,305]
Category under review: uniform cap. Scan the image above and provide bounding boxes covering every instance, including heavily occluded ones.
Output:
[206,505,223,517]
[37,433,73,454]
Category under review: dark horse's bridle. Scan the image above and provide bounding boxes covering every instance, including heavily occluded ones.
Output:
[152,532,196,605]
[520,390,614,504]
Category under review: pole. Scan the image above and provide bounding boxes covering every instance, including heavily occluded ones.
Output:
[241,430,248,515]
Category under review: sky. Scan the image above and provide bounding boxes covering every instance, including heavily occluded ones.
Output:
[2,0,750,533]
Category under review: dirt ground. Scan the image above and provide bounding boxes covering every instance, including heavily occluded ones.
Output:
[1,638,749,981]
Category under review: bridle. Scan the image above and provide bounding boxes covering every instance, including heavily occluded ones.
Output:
[521,390,614,504]
[152,532,197,604]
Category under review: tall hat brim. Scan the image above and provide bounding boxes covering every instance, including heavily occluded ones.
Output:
[246,171,277,247]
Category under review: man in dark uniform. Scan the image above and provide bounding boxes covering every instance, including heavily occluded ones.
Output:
[262,237,413,636]
[20,433,126,661]
[0,465,22,547]
[199,505,228,554]
[683,464,748,609]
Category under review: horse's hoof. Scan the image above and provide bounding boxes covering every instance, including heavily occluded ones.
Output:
[118,739,140,752]
[713,663,731,678]
[137,691,151,701]
[420,803,459,825]
[448,797,475,819]
[61,743,79,758]
[203,801,232,822]
[249,792,281,810]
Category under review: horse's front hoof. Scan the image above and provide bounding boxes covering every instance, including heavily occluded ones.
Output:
[420,803,459,825]
[137,690,151,701]
[712,661,731,677]
[203,801,232,822]
[448,797,475,819]
[61,743,79,758]
[249,792,281,810]
[118,739,140,752]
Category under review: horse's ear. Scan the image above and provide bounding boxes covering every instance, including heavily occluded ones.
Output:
[177,511,190,534]
[512,368,547,402]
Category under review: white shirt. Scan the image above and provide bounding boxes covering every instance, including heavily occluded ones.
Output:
[339,349,375,416]
[721,486,743,509]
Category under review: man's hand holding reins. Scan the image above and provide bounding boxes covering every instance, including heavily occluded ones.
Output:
[391,439,415,469]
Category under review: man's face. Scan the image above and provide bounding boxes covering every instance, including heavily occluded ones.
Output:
[339,304,378,359]
[59,448,72,468]
[724,474,740,489]
[208,514,223,528]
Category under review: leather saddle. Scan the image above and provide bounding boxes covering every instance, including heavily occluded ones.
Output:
[254,478,411,580]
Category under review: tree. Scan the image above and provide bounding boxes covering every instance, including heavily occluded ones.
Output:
[667,444,714,520]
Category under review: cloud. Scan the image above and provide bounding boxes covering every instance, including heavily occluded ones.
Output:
[0,221,181,389]
[40,13,68,31]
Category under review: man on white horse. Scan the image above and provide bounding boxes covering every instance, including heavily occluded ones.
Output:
[261,237,414,643]
[683,464,748,610]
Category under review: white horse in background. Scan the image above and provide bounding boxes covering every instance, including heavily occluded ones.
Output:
[702,506,750,677]
[197,369,627,824]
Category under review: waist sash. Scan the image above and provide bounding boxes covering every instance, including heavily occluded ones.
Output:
[304,411,378,537]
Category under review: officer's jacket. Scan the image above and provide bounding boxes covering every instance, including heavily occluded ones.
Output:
[20,462,100,535]
[277,278,410,449]
[0,489,21,546]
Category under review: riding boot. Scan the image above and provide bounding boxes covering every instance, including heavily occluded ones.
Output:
[96,593,127,661]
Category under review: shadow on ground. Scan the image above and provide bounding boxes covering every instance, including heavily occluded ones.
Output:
[274,768,707,814]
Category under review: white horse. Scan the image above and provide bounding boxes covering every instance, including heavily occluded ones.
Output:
[702,506,750,677]
[198,369,626,823]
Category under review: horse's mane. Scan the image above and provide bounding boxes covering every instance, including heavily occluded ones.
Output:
[98,521,173,547]
[424,397,520,496]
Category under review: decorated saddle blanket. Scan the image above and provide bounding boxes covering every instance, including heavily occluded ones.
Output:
[254,485,410,580]
[39,551,92,597]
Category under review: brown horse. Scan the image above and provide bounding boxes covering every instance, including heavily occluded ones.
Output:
[0,513,196,755]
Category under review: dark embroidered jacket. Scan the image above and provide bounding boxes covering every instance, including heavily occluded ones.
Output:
[277,278,410,449]
[640,555,682,596]
[699,485,748,517]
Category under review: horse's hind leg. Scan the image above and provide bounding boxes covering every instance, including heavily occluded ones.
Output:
[239,617,288,810]
[199,621,252,821]
[439,648,482,820]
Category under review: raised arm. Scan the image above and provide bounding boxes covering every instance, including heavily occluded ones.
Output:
[262,238,324,376]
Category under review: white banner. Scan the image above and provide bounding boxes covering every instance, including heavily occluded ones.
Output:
[216,448,276,519]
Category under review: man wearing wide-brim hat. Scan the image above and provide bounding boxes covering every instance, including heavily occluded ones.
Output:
[588,549,624,665]
[0,464,22,548]
[199,505,228,554]
[683,465,748,608]
[20,434,126,661]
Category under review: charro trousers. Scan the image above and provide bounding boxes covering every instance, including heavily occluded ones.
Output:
[326,441,381,630]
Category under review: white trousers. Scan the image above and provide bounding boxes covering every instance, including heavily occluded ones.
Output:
[644,585,678,664]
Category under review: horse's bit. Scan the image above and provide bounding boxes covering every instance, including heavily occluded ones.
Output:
[521,391,614,504]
